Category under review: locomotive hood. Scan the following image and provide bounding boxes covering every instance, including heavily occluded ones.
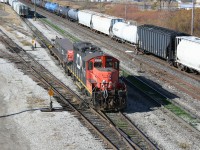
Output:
[93,67,119,89]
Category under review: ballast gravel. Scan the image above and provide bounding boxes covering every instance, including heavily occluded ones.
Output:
[0,4,200,150]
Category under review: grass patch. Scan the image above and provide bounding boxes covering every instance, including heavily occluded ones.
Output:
[21,40,32,46]
[40,18,80,42]
[122,69,200,129]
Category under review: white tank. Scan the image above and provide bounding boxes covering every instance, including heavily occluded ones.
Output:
[176,36,200,72]
[78,10,94,28]
[112,22,137,44]
[91,13,124,35]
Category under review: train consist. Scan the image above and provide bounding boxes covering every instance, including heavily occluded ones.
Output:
[27,0,199,74]
[53,38,127,111]
[8,0,29,16]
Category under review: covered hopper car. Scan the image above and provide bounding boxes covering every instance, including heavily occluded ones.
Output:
[175,36,200,73]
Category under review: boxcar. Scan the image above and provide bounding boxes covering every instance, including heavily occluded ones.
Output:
[9,0,17,7]
[13,2,29,16]
[54,38,74,66]
[112,22,137,44]
[176,36,200,73]
[137,24,188,61]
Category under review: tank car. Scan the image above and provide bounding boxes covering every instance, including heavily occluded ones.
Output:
[49,3,59,13]
[112,22,137,44]
[44,2,51,10]
[54,5,62,15]
[91,13,124,36]
[54,39,127,111]
[175,36,200,73]
[68,8,78,21]
[59,6,70,18]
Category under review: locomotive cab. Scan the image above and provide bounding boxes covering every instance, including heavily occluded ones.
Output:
[86,55,127,111]
[69,42,127,111]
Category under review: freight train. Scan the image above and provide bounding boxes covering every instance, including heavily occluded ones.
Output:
[27,0,199,74]
[52,38,127,111]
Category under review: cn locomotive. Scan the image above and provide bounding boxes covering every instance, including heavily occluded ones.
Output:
[53,38,127,111]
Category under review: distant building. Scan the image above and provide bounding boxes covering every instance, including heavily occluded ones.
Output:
[178,2,200,9]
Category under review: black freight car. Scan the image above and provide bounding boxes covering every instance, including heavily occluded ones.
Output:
[137,24,188,63]
[53,38,74,66]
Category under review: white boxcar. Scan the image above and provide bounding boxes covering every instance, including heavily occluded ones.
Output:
[112,22,137,44]
[176,36,200,72]
[0,0,7,3]
[91,13,124,35]
[9,0,17,7]
[13,2,29,16]
[78,10,95,28]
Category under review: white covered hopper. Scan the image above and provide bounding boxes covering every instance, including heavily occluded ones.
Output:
[176,36,200,72]
[78,10,95,28]
[112,22,137,44]
[91,13,124,35]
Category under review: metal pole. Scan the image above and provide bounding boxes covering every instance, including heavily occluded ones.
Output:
[34,0,36,21]
[191,0,195,35]
[125,3,127,20]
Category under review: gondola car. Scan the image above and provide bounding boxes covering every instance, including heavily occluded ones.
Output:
[53,38,127,111]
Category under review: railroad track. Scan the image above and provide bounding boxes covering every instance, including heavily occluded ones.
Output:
[0,23,158,149]
[123,75,200,140]
[22,1,200,102]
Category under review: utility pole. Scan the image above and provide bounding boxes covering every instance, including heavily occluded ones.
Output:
[191,0,195,35]
[125,4,126,20]
[34,0,36,21]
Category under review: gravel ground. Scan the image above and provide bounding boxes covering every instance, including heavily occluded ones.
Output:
[27,9,200,150]
[1,4,200,150]
[0,5,105,150]
[27,15,200,150]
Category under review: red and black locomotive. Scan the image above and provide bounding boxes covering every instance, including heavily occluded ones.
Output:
[53,38,127,111]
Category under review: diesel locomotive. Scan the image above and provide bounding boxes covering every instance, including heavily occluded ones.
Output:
[53,38,127,111]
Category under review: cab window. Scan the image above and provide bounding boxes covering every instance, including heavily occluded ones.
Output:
[88,61,93,70]
[114,61,119,69]
[105,57,113,67]
[94,62,102,68]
